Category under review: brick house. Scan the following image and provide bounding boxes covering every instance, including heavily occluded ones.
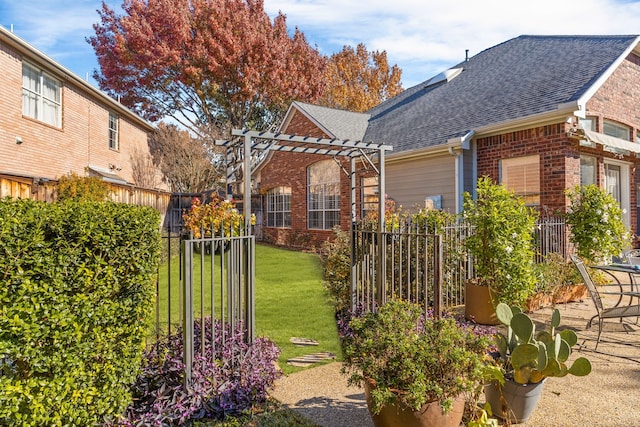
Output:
[256,35,640,246]
[0,25,164,196]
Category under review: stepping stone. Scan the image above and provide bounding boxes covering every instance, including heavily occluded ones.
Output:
[290,337,319,346]
[286,352,336,367]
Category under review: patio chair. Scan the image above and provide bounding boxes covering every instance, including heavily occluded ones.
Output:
[570,254,640,349]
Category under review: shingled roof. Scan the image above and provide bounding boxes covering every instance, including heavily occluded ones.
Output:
[286,101,370,141]
[363,35,640,153]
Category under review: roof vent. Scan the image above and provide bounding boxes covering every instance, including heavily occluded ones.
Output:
[425,67,463,88]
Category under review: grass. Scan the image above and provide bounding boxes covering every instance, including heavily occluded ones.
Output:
[155,242,342,375]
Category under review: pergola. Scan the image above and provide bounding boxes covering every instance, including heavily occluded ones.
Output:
[215,129,393,232]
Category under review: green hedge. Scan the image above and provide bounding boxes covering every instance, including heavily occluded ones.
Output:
[0,199,161,426]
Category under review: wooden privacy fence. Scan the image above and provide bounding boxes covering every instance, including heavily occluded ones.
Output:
[0,173,171,224]
[351,216,568,316]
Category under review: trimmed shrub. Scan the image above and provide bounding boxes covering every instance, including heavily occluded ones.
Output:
[119,318,281,425]
[0,198,161,426]
[56,171,110,202]
[319,227,351,314]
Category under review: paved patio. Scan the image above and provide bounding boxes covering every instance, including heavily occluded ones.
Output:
[270,294,640,427]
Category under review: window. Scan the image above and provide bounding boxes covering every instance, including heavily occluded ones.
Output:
[22,62,61,127]
[604,160,631,227]
[578,117,596,131]
[361,176,378,219]
[500,155,540,206]
[603,120,631,141]
[307,160,340,230]
[109,112,119,150]
[266,186,291,228]
[580,155,597,187]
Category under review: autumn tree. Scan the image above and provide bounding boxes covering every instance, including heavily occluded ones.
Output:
[149,123,224,192]
[320,43,403,112]
[89,0,327,141]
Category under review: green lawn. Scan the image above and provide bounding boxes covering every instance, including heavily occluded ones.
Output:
[155,242,341,375]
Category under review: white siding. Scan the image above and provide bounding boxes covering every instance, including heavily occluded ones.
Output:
[386,155,457,212]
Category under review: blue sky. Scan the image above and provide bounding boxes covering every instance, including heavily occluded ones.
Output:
[1,0,640,90]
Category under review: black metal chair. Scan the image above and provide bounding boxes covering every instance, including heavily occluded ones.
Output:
[570,254,640,349]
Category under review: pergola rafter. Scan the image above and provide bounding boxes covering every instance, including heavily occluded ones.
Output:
[215,129,393,230]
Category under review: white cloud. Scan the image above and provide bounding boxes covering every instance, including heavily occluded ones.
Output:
[3,0,640,89]
[265,0,640,86]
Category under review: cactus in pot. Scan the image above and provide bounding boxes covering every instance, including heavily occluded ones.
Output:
[493,302,592,384]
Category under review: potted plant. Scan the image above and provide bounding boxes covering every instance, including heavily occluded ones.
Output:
[565,184,630,265]
[485,302,592,423]
[463,177,538,324]
[527,253,586,312]
[341,300,492,427]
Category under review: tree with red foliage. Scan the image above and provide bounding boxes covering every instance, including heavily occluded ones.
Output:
[89,0,327,139]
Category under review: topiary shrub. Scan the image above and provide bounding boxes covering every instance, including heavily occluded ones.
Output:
[0,198,161,426]
[118,318,280,426]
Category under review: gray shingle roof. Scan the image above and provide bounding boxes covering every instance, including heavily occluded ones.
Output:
[292,101,370,141]
[363,35,639,152]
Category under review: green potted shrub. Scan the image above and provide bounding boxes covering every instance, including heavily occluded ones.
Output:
[565,184,631,265]
[463,177,538,324]
[342,300,492,427]
[485,302,592,423]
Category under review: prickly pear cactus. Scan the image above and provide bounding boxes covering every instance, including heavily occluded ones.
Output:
[494,302,592,384]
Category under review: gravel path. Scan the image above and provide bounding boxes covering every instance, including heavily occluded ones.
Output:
[270,297,640,427]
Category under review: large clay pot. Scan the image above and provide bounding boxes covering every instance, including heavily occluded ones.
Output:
[464,281,499,325]
[484,379,545,424]
[364,381,465,427]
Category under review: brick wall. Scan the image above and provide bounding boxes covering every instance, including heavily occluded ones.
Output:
[476,123,579,213]
[0,38,158,188]
[476,52,640,232]
[260,109,374,247]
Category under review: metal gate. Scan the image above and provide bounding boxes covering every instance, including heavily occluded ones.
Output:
[157,227,255,383]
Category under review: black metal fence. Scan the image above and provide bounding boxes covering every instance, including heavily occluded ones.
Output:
[157,225,255,383]
[351,216,568,315]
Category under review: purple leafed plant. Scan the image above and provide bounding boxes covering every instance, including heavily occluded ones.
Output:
[113,318,281,426]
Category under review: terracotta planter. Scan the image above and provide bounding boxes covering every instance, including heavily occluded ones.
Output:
[552,284,587,304]
[364,381,465,427]
[484,379,545,424]
[464,281,499,325]
[526,284,588,312]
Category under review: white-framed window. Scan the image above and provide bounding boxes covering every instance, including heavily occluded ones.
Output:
[579,116,596,131]
[307,160,340,230]
[266,186,291,228]
[500,155,540,206]
[109,112,119,150]
[22,62,61,127]
[603,120,631,141]
[580,155,597,187]
[361,176,378,218]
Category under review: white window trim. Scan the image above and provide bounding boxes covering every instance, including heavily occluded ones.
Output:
[307,160,340,230]
[266,187,291,228]
[109,112,119,150]
[22,62,62,127]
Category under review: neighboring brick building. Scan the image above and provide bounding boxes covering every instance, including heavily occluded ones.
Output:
[258,35,640,244]
[0,25,164,193]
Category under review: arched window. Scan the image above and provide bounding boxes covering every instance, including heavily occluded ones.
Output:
[307,160,340,229]
[266,186,291,228]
